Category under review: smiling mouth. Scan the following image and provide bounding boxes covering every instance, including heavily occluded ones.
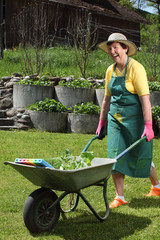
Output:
[113,54,119,58]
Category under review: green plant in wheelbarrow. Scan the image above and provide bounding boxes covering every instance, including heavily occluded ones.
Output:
[26,98,68,112]
[46,148,94,170]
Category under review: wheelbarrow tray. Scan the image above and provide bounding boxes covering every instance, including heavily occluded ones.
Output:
[5,158,116,192]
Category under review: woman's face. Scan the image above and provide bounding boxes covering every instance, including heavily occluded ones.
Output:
[107,42,128,64]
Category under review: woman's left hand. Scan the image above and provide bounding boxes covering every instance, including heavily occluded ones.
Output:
[141,121,154,141]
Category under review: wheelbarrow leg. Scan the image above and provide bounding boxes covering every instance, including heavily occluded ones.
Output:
[47,191,80,213]
[78,179,110,222]
[60,193,80,213]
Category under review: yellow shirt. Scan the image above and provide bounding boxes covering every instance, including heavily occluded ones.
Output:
[105,58,150,97]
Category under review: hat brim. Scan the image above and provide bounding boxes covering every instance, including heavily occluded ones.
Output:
[97,40,137,57]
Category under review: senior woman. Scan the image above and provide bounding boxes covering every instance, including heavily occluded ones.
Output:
[96,33,160,208]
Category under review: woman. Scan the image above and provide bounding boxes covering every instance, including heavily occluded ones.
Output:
[96,33,160,208]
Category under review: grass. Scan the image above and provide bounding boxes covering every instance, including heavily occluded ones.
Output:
[0,44,160,82]
[1,130,160,240]
[0,45,159,80]
[0,46,112,79]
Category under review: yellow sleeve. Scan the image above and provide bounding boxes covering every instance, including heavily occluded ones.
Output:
[105,64,115,96]
[128,59,150,96]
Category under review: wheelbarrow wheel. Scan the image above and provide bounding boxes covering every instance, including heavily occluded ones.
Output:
[60,193,79,213]
[23,188,60,233]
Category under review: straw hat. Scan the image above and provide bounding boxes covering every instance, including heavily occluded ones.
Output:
[97,33,137,56]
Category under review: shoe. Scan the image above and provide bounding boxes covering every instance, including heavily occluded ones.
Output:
[109,197,128,209]
[146,186,160,196]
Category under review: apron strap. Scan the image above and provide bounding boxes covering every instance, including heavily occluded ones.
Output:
[112,56,129,77]
[124,56,129,77]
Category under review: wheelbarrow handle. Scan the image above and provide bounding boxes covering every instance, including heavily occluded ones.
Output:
[115,136,147,160]
[82,133,105,153]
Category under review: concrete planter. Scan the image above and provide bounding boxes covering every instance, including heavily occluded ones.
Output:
[95,89,105,107]
[28,110,67,132]
[95,90,160,107]
[153,119,160,137]
[55,86,95,108]
[13,84,54,108]
[150,91,160,107]
[67,113,99,134]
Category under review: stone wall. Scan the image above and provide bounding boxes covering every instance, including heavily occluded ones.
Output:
[0,74,104,131]
[0,74,33,130]
[1,73,160,135]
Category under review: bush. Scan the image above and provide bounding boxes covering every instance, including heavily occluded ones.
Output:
[148,81,160,91]
[26,98,68,112]
[18,74,53,86]
[152,105,160,120]
[71,102,100,115]
[58,79,94,88]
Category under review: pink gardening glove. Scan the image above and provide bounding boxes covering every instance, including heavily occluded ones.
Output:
[141,121,154,142]
[96,119,107,135]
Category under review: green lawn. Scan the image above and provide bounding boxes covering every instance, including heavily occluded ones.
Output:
[1,130,160,240]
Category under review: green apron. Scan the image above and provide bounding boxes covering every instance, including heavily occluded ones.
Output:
[107,57,153,178]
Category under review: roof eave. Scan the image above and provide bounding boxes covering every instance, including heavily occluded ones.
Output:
[48,0,151,25]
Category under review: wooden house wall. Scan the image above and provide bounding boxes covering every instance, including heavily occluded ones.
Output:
[96,15,140,47]
[5,0,29,47]
[4,0,140,48]
[47,3,140,47]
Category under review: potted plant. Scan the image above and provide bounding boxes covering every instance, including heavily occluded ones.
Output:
[95,81,105,107]
[67,102,101,134]
[152,105,160,137]
[27,98,68,132]
[148,81,160,107]
[55,79,95,108]
[13,74,55,108]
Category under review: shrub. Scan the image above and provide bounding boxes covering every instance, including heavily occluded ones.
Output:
[26,98,68,112]
[71,102,100,115]
[58,79,94,88]
[152,105,160,120]
[94,83,105,89]
[148,81,160,91]
[18,74,54,86]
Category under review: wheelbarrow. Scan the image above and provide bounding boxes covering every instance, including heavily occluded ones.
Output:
[4,135,147,234]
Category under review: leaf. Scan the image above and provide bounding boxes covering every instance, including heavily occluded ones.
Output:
[58,79,93,88]
[72,102,100,115]
[46,149,94,170]
[26,98,68,112]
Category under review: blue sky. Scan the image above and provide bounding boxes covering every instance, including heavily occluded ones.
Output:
[133,2,155,14]
[145,5,155,13]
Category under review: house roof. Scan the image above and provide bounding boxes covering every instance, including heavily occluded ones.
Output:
[48,0,151,24]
